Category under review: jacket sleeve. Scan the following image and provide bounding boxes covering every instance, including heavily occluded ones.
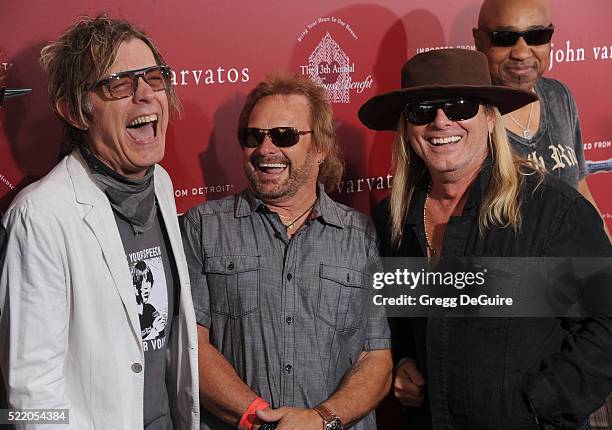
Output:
[0,202,71,429]
[525,196,612,429]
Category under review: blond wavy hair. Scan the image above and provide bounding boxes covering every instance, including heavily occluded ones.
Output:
[237,74,344,193]
[388,106,543,248]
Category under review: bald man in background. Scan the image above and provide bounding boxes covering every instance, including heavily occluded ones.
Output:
[473,0,608,233]
[473,1,612,428]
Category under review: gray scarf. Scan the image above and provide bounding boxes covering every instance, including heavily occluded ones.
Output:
[79,146,156,234]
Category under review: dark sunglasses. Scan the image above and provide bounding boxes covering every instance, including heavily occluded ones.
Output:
[405,98,482,125]
[483,25,554,47]
[239,127,313,148]
[92,65,172,100]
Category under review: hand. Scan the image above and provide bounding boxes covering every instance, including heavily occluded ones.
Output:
[256,406,323,430]
[152,312,167,332]
[394,360,425,407]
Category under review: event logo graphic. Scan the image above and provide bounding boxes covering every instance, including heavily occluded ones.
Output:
[307,33,351,103]
[297,17,373,103]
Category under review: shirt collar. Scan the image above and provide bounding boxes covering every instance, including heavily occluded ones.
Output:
[234,183,344,228]
[314,182,344,228]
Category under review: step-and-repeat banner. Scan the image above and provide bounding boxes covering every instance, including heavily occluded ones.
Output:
[1,0,611,427]
[2,1,611,228]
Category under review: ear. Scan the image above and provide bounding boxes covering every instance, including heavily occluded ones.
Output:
[473,28,485,51]
[55,98,87,130]
[315,145,328,165]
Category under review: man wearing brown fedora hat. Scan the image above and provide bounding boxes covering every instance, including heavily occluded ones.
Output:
[359,48,611,429]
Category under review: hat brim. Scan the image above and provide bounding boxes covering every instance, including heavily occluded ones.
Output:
[358,85,538,131]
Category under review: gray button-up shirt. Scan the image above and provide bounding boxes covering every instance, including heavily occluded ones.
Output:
[182,185,391,430]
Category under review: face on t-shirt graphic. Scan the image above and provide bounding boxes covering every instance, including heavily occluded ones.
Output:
[140,278,152,303]
[131,258,169,343]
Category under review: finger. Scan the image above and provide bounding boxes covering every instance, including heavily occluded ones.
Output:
[395,383,425,397]
[394,382,425,398]
[394,373,424,394]
[256,407,283,423]
[394,389,424,407]
[399,361,426,387]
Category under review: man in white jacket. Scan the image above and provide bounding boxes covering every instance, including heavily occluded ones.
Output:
[0,14,199,430]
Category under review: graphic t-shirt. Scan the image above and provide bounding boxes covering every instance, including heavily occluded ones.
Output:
[507,77,587,189]
[115,208,177,430]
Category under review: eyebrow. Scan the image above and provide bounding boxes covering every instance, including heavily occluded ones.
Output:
[490,24,553,31]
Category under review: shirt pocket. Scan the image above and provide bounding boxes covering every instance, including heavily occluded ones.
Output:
[318,264,369,332]
[203,255,260,318]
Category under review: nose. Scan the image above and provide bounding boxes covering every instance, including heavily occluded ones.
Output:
[431,108,453,128]
[256,132,279,154]
[509,36,532,60]
[133,75,155,102]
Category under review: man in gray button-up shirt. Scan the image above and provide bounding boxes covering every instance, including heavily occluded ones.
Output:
[182,75,392,430]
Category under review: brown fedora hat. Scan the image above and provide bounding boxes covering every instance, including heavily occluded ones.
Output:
[358,48,538,131]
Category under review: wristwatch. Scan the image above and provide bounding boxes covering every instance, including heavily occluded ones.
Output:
[313,404,344,430]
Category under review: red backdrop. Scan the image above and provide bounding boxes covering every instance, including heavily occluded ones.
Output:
[1,0,611,226]
[1,1,611,427]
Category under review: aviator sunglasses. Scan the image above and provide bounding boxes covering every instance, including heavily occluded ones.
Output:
[481,25,554,47]
[92,65,172,100]
[239,127,313,148]
[405,98,482,125]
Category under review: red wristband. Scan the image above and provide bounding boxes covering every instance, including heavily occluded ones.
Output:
[239,397,270,430]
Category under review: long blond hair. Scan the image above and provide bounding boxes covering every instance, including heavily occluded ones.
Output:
[388,106,542,248]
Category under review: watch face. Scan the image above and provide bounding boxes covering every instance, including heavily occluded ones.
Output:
[325,418,343,430]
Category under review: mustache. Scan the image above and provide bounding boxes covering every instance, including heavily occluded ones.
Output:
[250,154,291,165]
[505,60,538,68]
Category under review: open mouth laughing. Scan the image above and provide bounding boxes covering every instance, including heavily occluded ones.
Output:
[255,160,289,175]
[126,113,158,143]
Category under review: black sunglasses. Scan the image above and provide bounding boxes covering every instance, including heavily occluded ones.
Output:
[239,127,313,148]
[405,98,482,125]
[92,65,172,100]
[483,25,554,47]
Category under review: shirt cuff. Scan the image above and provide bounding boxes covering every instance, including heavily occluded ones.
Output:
[194,307,211,328]
[363,337,392,351]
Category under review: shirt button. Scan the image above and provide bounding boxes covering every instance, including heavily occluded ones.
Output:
[228,262,235,270]
[131,362,143,373]
[284,364,292,373]
[286,273,293,281]
[286,316,293,324]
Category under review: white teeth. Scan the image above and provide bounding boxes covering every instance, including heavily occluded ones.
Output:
[259,163,287,168]
[127,113,158,127]
[430,135,462,145]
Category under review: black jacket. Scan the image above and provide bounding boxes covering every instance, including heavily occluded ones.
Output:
[374,164,612,430]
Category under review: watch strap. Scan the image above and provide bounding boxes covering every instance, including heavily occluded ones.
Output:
[313,404,342,427]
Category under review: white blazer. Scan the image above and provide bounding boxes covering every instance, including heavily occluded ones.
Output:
[0,152,199,429]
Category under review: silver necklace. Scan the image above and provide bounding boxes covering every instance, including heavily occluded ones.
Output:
[507,102,534,140]
[423,184,438,256]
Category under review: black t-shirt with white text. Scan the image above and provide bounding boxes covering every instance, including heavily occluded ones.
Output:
[115,208,177,430]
